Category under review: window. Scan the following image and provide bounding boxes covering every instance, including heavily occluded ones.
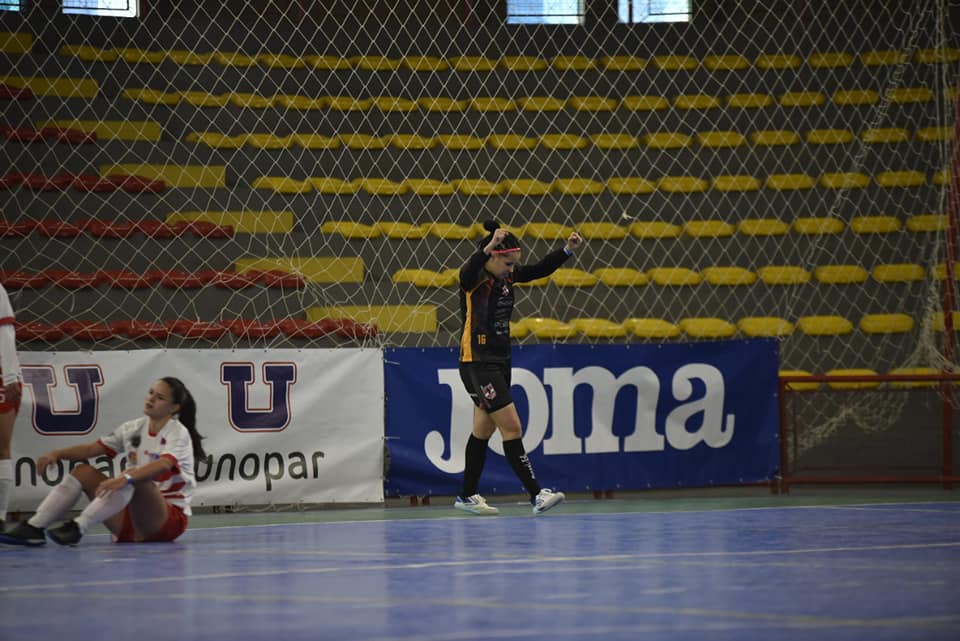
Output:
[1,0,21,13]
[62,0,140,18]
[507,0,584,25]
[619,0,691,23]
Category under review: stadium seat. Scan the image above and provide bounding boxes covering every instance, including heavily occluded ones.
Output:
[435,133,483,149]
[875,170,926,188]
[906,214,946,232]
[569,318,627,338]
[351,55,400,71]
[402,56,448,72]
[726,93,773,109]
[428,222,481,239]
[111,320,171,340]
[871,263,925,282]
[223,319,282,339]
[57,320,114,341]
[357,178,408,196]
[512,322,531,339]
[932,311,960,331]
[37,220,83,238]
[861,128,910,144]
[520,317,577,339]
[814,265,869,284]
[303,55,352,70]
[214,51,258,67]
[158,270,207,288]
[166,50,214,65]
[539,133,589,150]
[887,87,934,103]
[933,263,959,281]
[796,316,854,336]
[377,222,429,239]
[339,133,387,149]
[487,134,537,151]
[40,269,101,288]
[276,95,328,110]
[630,221,681,238]
[167,211,291,234]
[859,313,915,334]
[98,269,159,289]
[887,367,940,389]
[653,55,697,71]
[593,268,648,286]
[278,318,341,339]
[644,132,692,149]
[248,270,306,289]
[210,270,261,289]
[738,218,790,236]
[449,56,497,72]
[454,179,504,197]
[246,133,291,149]
[607,177,656,194]
[850,216,901,234]
[621,95,670,111]
[499,56,548,71]
[230,93,275,109]
[567,96,617,111]
[793,217,845,235]
[374,96,419,112]
[181,91,230,107]
[915,48,960,63]
[602,56,646,71]
[0,82,33,101]
[578,222,627,240]
[251,177,311,194]
[308,305,434,333]
[592,133,641,149]
[825,368,880,390]
[524,222,574,240]
[516,96,565,112]
[750,130,800,146]
[404,178,454,196]
[737,317,794,337]
[683,220,736,238]
[624,318,681,339]
[166,320,228,340]
[833,89,879,106]
[0,270,48,288]
[392,269,457,288]
[861,50,907,66]
[779,370,821,391]
[806,129,854,145]
[327,97,373,112]
[502,178,551,196]
[658,176,709,193]
[14,321,63,342]
[680,317,736,338]
[757,266,811,285]
[293,133,340,149]
[647,267,702,286]
[470,97,516,112]
[711,175,760,192]
[550,269,597,287]
[1,32,32,54]
[391,134,437,150]
[703,54,749,71]
[808,52,854,67]
[779,92,826,107]
[702,266,756,286]
[552,178,605,195]
[103,163,222,188]
[755,53,802,69]
[60,44,117,62]
[553,55,596,71]
[310,177,358,194]
[419,97,467,112]
[190,132,246,149]
[673,94,721,110]
[320,221,381,239]
[0,221,38,238]
[932,169,951,186]
[235,257,365,284]
[916,127,951,142]
[697,131,746,148]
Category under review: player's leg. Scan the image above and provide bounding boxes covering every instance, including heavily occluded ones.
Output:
[455,363,502,515]
[0,407,15,528]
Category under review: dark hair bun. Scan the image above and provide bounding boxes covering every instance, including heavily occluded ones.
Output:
[483,220,500,232]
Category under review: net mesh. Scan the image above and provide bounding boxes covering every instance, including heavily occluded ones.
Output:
[1,2,959,445]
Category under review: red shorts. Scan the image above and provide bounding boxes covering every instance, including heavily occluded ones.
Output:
[0,382,21,414]
[113,503,188,543]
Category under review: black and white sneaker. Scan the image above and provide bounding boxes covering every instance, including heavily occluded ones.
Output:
[48,520,82,546]
[0,520,47,546]
[532,489,565,515]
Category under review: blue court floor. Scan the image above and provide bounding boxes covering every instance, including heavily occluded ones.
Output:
[1,498,959,641]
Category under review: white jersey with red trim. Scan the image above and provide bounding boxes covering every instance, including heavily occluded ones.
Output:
[98,416,197,515]
[0,283,21,386]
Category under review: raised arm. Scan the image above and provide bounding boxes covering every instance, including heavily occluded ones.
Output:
[514,231,584,283]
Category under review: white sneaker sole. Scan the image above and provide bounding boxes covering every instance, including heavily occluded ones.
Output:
[533,492,565,514]
[454,502,500,516]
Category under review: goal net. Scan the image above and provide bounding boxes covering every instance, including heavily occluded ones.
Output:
[1,1,958,459]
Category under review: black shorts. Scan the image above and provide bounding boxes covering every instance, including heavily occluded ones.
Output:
[459,361,513,413]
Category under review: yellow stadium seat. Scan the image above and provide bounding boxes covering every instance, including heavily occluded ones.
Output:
[915,48,960,64]
[850,216,901,234]
[624,318,682,339]
[275,95,328,110]
[166,50,214,65]
[310,177,358,195]
[552,178,605,195]
[792,217,845,235]
[755,53,802,69]
[933,262,960,280]
[766,174,815,190]
[808,52,854,68]
[551,269,598,287]
[517,96,565,111]
[402,56,449,72]
[167,210,294,234]
[630,221,681,238]
[524,222,575,240]
[644,132,692,149]
[750,130,800,146]
[246,133,291,149]
[392,269,456,288]
[680,318,736,339]
[780,370,821,391]
[933,312,960,331]
[1,32,33,54]
[510,321,530,338]
[712,175,761,192]
[123,88,179,104]
[872,263,925,282]
[471,97,516,112]
[237,257,364,283]
[757,266,811,285]
[659,176,709,193]
[4,75,98,98]
[876,171,926,188]
[567,96,618,111]
[436,134,484,149]
[932,169,951,186]
[674,94,721,110]
[181,91,229,107]
[888,367,940,389]
[907,214,947,232]
[351,56,400,71]
[211,51,256,67]
[61,44,116,62]
[327,96,372,111]
[861,128,910,144]
[592,133,641,149]
[861,50,907,66]
[103,163,224,188]
[593,268,648,286]
[602,56,647,71]
[647,267,702,286]
[486,134,537,151]
[860,313,914,334]
[698,131,746,148]
[404,178,454,196]
[377,222,429,239]
[374,97,419,112]
[738,317,794,337]
[806,129,854,145]
[738,218,790,236]
[522,317,577,339]
[502,179,552,196]
[570,318,627,338]
[41,119,162,142]
[251,177,311,194]
[684,220,736,238]
[702,266,756,286]
[552,55,596,71]
[418,97,467,112]
[356,178,408,196]
[338,133,387,150]
[820,172,870,189]
[119,48,165,64]
[607,177,656,194]
[916,127,951,142]
[257,53,303,69]
[303,55,352,70]
[449,56,498,72]
[454,179,505,196]
[229,93,275,109]
[653,55,697,71]
[540,133,589,150]
[320,221,381,239]
[888,87,935,103]
[726,93,773,109]
[814,265,869,284]
[833,89,879,105]
[704,54,750,71]
[621,95,671,111]
[310,305,436,333]
[391,134,437,150]
[779,91,826,107]
[578,222,627,240]
[825,369,880,390]
[797,316,854,336]
[429,223,481,240]
[500,56,548,71]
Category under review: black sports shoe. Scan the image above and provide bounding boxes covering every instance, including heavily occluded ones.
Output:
[48,520,82,546]
[0,520,46,546]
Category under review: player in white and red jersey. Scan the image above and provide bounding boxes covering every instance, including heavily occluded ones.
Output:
[0,283,23,533]
[0,377,206,546]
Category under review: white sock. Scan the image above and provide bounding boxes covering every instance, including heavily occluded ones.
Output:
[75,484,134,535]
[0,458,12,522]
[28,473,83,529]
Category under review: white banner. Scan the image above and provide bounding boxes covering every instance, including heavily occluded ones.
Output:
[8,349,385,510]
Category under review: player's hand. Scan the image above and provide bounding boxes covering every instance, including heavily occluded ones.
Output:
[96,475,129,498]
[36,451,61,471]
[484,228,509,253]
[3,382,20,406]
[565,231,584,253]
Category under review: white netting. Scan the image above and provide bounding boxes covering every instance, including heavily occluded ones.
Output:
[1,1,958,400]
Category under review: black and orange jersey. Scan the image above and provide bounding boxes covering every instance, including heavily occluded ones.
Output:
[458,247,571,362]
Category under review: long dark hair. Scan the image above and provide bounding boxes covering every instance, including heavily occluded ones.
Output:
[161,376,206,465]
[478,220,521,253]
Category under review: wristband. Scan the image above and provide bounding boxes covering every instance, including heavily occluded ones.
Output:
[563,246,573,256]
[123,472,135,485]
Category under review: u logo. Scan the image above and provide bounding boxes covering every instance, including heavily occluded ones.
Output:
[220,362,297,432]
[22,365,104,435]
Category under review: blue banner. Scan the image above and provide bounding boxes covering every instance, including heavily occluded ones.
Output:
[384,340,780,497]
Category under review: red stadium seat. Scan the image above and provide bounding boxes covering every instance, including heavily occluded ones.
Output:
[165,319,228,340]
[40,269,101,288]
[24,172,75,191]
[41,127,96,144]
[249,270,306,289]
[211,270,260,289]
[159,270,207,288]
[85,219,138,238]
[0,220,37,237]
[72,174,118,193]
[1,126,45,143]
[15,321,63,341]
[184,221,234,239]
[110,319,171,340]
[98,269,159,289]
[278,318,340,338]
[0,172,29,189]
[335,318,378,339]
[57,320,114,341]
[0,270,49,288]
[0,83,33,101]
[223,319,282,339]
[107,174,166,194]
[37,220,84,238]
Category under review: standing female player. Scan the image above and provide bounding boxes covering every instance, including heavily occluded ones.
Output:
[0,377,205,546]
[455,220,583,515]
[0,283,23,532]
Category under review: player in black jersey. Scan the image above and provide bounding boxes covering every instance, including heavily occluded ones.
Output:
[455,220,583,515]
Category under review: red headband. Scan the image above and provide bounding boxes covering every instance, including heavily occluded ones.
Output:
[491,247,521,254]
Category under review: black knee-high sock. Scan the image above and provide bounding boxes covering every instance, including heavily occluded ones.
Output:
[460,434,489,497]
[502,437,541,500]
